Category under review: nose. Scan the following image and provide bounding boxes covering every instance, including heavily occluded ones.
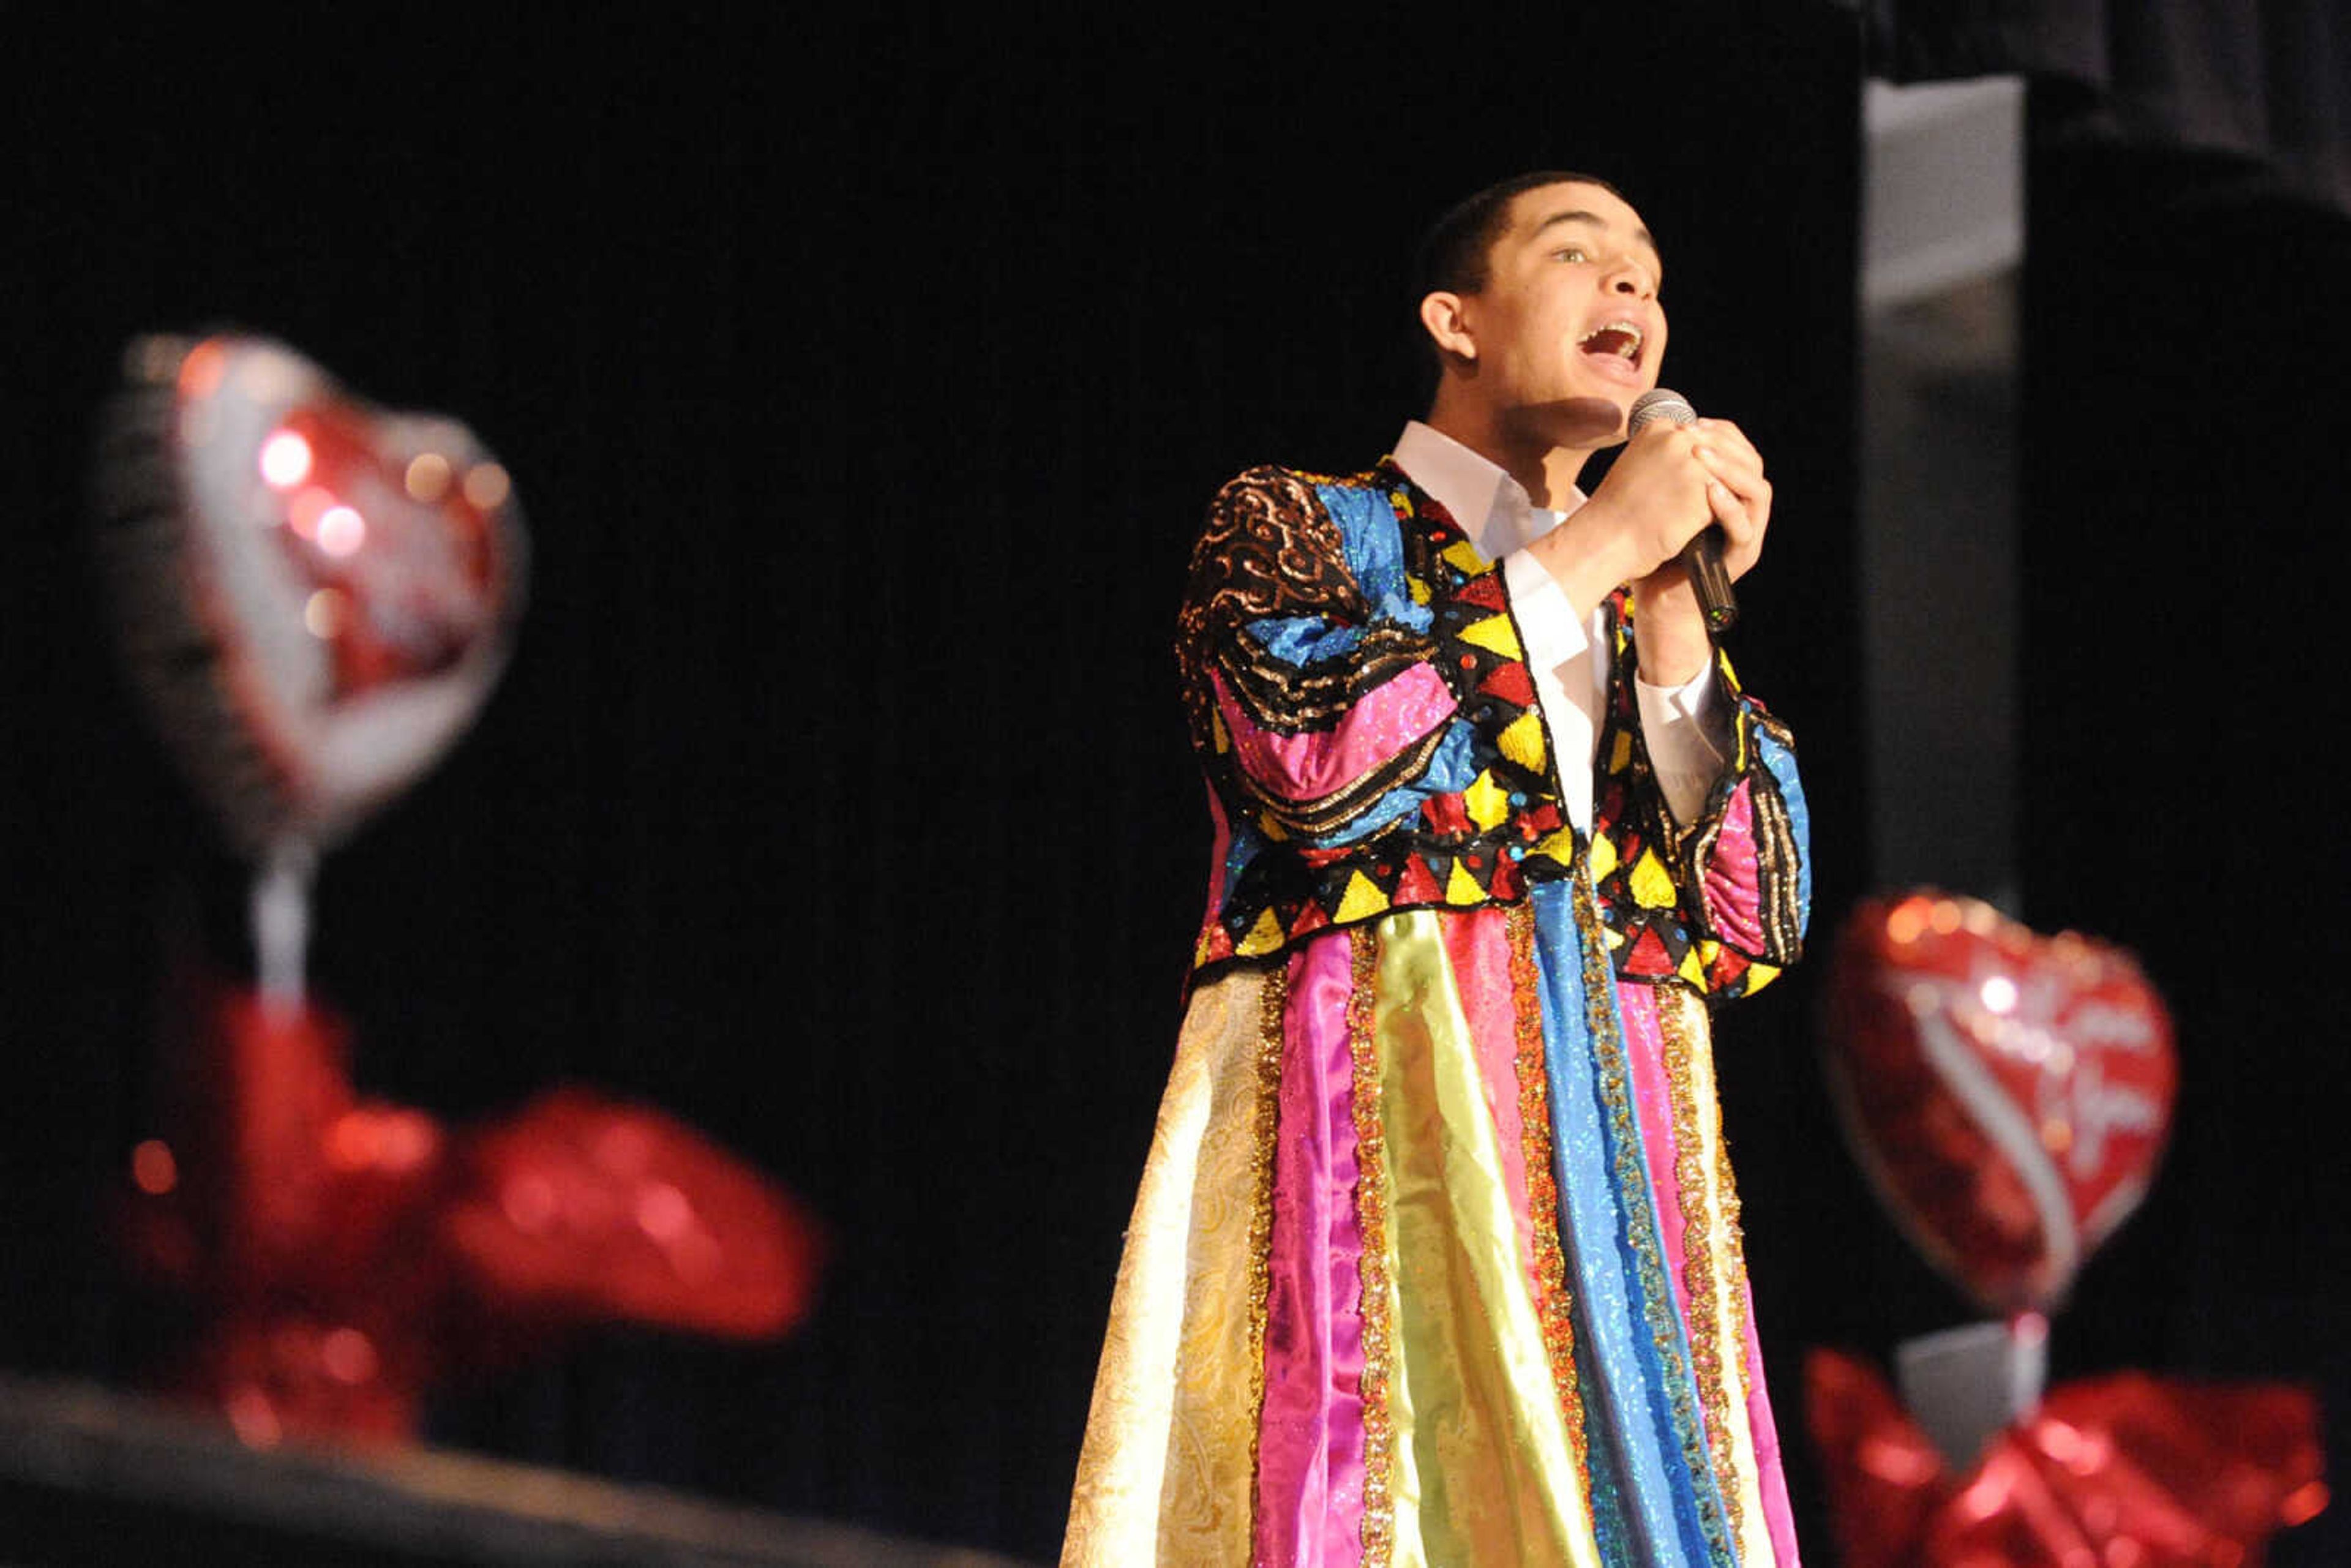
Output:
[1605,256,1656,299]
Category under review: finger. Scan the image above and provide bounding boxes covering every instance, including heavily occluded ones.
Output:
[1692,418,1763,470]
[1693,445,1766,511]
[1704,477,1752,539]
[1692,437,1761,484]
[1694,445,1769,522]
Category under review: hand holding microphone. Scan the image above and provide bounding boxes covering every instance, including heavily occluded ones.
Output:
[1628,387,1747,633]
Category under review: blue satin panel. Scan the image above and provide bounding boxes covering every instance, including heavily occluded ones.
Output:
[1753,725,1810,929]
[1314,483,1432,634]
[1252,613,1367,667]
[1528,877,1742,1567]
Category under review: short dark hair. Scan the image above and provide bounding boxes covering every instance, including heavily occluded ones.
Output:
[1413,169,1629,301]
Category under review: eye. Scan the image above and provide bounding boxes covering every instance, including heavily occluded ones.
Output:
[1553,246,1589,263]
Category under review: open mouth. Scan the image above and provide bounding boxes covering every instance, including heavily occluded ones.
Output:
[1577,319,1646,367]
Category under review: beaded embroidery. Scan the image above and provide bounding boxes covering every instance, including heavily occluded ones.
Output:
[1346,926,1395,1567]
[1507,901,1589,1479]
[1591,594,1807,1000]
[1179,464,1568,980]
[1243,963,1290,1539]
[1658,983,1747,1547]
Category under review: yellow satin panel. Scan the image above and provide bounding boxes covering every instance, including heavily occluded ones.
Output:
[1370,912,1603,1568]
[1062,968,1278,1567]
[1660,985,1777,1567]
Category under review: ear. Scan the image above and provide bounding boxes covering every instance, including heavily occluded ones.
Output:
[1419,290,1476,364]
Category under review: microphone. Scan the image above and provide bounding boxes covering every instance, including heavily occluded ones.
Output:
[1627,387,1737,633]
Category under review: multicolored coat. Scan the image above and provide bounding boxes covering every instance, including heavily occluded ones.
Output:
[1067,460,1812,1567]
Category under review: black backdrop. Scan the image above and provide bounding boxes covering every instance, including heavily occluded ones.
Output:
[9,6,1888,1560]
[2014,91,2351,1567]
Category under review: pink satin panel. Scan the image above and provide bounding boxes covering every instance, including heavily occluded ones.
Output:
[1615,984,1695,1323]
[1701,778,1768,953]
[1742,1278,1803,1566]
[1212,662,1458,804]
[1254,935,1370,1566]
[1436,910,1537,1295]
[1198,782,1232,937]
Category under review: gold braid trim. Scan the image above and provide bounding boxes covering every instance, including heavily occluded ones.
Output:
[1657,986,1745,1548]
[1215,621,1436,732]
[1715,1100,1754,1438]
[1506,902,1588,1479]
[1243,963,1290,1541]
[1347,926,1395,1567]
[1176,466,1370,748]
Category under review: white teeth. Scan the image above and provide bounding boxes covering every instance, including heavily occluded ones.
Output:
[1578,320,1644,359]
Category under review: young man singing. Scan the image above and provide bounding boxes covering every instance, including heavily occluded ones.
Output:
[1066,172,1810,1567]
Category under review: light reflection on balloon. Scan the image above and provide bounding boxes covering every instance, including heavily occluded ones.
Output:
[315,504,365,557]
[258,429,312,489]
[403,451,451,502]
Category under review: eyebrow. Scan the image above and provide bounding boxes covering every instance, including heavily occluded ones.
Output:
[1530,210,1663,269]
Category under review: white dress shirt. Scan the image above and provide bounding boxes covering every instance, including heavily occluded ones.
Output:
[1390,421,1727,833]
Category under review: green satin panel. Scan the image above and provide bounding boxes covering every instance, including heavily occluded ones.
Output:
[1371,912,1603,1568]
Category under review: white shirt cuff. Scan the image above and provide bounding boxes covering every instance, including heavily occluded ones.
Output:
[1637,664,1730,825]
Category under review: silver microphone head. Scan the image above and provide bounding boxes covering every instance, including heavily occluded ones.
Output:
[1628,387,1697,433]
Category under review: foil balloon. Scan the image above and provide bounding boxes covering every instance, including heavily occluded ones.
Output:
[119,983,826,1447]
[1807,1349,2327,1568]
[93,332,527,858]
[1823,892,2177,1315]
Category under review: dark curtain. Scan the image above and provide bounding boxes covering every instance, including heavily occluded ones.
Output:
[1872,0,2351,209]
[2015,111,2351,1566]
[5,7,1866,1559]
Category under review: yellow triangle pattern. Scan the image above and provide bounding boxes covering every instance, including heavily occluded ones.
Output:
[1629,849,1678,910]
[1406,574,1431,606]
[1496,710,1547,774]
[1334,869,1391,923]
[1236,907,1287,958]
[1678,947,1708,987]
[1442,539,1488,575]
[1445,859,1487,905]
[1535,825,1580,865]
[1698,939,1722,968]
[1744,962,1780,994]
[1464,770,1510,830]
[1604,927,1625,949]
[1608,730,1633,775]
[1458,614,1523,661]
[1587,831,1618,883]
[1212,709,1231,755]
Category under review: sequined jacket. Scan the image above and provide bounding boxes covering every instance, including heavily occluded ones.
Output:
[1177,460,1809,996]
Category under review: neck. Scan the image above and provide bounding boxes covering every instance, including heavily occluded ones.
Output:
[1422,389,1607,510]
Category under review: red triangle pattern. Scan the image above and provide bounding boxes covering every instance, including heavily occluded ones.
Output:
[1422,795,1470,837]
[1624,926,1676,978]
[1478,662,1535,708]
[1455,573,1506,611]
[1392,855,1443,906]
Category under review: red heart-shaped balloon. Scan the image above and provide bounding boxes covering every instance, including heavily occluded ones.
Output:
[96,332,527,854]
[1823,892,2177,1315]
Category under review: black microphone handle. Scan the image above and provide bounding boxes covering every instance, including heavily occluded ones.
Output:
[1679,524,1738,633]
[1627,388,1739,636]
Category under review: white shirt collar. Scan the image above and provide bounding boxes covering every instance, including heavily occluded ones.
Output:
[1391,420,1584,560]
